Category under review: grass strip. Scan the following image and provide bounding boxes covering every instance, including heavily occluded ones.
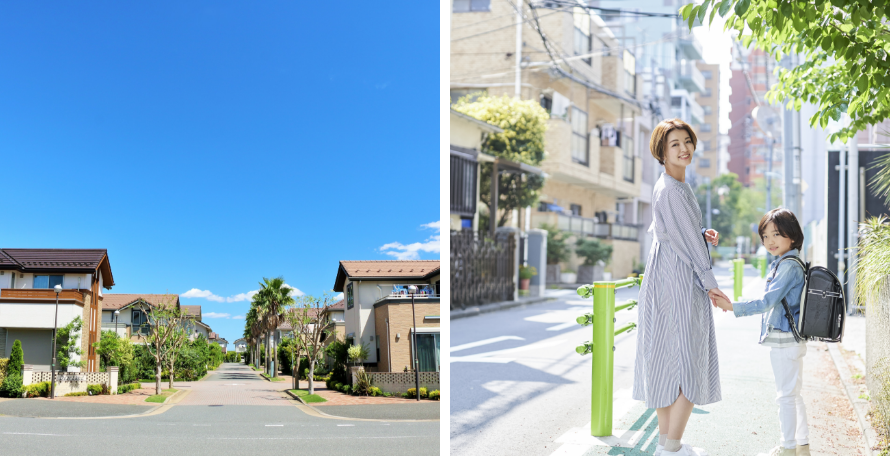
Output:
[289,389,327,403]
[261,373,285,382]
[145,388,178,403]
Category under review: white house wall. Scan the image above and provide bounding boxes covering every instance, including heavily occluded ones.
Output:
[1,302,83,329]
[0,273,93,290]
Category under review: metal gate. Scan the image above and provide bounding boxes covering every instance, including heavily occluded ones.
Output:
[450,230,515,310]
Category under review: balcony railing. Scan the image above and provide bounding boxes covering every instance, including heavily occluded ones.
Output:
[676,61,705,94]
[375,284,439,303]
[533,213,641,241]
[0,288,88,302]
[678,36,703,60]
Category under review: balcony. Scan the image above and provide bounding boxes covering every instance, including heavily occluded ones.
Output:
[676,61,705,94]
[532,212,640,241]
[0,288,88,303]
[678,36,703,60]
[375,284,439,304]
[670,89,705,125]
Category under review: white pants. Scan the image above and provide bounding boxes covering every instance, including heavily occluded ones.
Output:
[770,343,809,449]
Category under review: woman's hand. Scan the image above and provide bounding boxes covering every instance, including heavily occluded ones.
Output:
[705,229,719,246]
[708,288,731,312]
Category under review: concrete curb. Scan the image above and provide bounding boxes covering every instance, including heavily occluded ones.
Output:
[451,296,555,320]
[826,343,880,455]
[284,390,439,422]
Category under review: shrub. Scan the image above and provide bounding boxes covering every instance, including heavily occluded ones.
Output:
[0,372,23,398]
[383,392,392,398]
[353,370,374,396]
[117,382,141,394]
[369,386,382,397]
[575,237,613,266]
[8,340,23,377]
[519,266,537,280]
[65,392,88,397]
[428,390,440,400]
[87,384,104,396]
[0,358,8,384]
[406,387,428,399]
[23,381,51,398]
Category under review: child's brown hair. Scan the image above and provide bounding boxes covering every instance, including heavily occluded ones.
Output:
[757,208,804,251]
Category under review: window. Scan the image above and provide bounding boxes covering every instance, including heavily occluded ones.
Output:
[701,123,712,132]
[450,88,486,105]
[701,140,711,151]
[571,107,589,165]
[622,134,634,182]
[346,282,354,310]
[698,158,711,168]
[33,275,63,289]
[671,96,682,107]
[623,50,636,96]
[701,70,713,80]
[414,332,441,372]
[132,310,145,326]
[746,166,750,175]
[570,204,582,216]
[573,8,591,65]
[540,94,552,113]
[702,87,712,97]
[453,0,490,12]
[703,105,712,115]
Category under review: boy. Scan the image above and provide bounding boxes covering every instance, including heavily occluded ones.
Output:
[712,208,810,456]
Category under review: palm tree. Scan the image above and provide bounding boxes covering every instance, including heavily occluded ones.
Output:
[254,277,296,378]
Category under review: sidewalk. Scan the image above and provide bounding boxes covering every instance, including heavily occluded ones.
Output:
[553,272,869,456]
[451,294,556,320]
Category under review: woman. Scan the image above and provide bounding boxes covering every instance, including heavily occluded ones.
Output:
[633,119,731,456]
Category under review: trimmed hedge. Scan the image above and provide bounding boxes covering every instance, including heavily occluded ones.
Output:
[429,390,440,400]
[117,382,141,394]
[23,381,51,398]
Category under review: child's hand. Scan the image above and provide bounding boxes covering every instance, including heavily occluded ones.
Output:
[713,295,733,312]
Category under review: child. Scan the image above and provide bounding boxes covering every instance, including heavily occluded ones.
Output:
[712,208,810,456]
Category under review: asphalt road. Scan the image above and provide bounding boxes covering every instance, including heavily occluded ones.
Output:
[450,266,757,456]
[0,363,440,456]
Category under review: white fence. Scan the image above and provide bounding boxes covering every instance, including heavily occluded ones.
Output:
[22,365,119,396]
[350,368,439,394]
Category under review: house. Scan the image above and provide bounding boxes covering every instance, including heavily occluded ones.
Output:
[100,294,212,343]
[208,333,228,352]
[322,299,345,348]
[333,260,440,373]
[232,338,247,353]
[0,248,115,372]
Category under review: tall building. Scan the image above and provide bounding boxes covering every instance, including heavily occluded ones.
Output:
[451,0,646,277]
[695,62,720,181]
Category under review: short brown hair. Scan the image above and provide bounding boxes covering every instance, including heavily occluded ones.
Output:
[649,118,697,165]
[758,208,804,251]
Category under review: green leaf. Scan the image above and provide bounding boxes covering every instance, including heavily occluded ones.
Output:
[689,5,699,28]
[697,0,711,23]
[840,23,854,33]
[806,8,816,22]
[734,0,751,16]
[718,0,732,16]
[794,99,802,111]
[680,3,695,19]
[710,4,719,24]
[781,3,792,17]
[857,75,868,93]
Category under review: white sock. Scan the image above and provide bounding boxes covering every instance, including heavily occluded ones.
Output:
[659,434,667,446]
[665,439,682,452]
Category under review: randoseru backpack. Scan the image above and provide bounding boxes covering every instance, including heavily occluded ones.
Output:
[775,256,846,343]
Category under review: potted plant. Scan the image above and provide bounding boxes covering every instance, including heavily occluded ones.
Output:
[560,267,577,284]
[519,266,537,290]
[541,223,570,284]
[575,237,613,284]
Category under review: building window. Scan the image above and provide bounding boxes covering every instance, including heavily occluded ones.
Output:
[701,70,713,80]
[132,310,144,326]
[540,94,552,113]
[453,0,490,12]
[698,158,711,168]
[671,96,682,107]
[622,134,635,182]
[570,204,582,216]
[701,123,712,132]
[623,50,636,96]
[701,140,711,151]
[571,107,589,165]
[450,89,486,105]
[573,8,591,65]
[703,105,712,115]
[414,332,441,372]
[346,282,354,310]
[703,87,712,97]
[33,275,63,289]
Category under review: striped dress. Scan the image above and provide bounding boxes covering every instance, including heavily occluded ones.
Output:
[632,172,722,409]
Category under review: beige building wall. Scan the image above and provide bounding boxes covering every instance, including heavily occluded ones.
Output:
[695,62,720,181]
[374,302,440,373]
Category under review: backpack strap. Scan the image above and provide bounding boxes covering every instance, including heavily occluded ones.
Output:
[775,256,807,343]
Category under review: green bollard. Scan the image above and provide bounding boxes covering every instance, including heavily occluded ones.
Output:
[759,257,767,278]
[733,259,744,300]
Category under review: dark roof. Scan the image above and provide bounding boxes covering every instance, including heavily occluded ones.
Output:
[333,260,440,292]
[102,294,179,310]
[0,249,115,287]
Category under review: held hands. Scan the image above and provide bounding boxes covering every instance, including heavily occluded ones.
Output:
[708,288,733,313]
[705,229,719,246]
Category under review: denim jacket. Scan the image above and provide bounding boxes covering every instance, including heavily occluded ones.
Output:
[732,249,805,343]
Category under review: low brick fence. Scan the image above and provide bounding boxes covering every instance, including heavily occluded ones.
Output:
[22,365,119,396]
[350,368,439,394]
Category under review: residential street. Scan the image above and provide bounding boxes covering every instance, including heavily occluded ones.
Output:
[0,363,439,456]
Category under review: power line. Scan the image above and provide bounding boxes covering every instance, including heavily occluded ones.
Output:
[451,9,561,42]
[529,0,680,18]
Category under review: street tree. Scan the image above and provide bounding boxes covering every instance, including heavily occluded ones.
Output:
[138,295,186,395]
[682,0,890,143]
[254,277,296,378]
[163,323,189,390]
[284,294,335,394]
[93,330,135,371]
[451,94,549,231]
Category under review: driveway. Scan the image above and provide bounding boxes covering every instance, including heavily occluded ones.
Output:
[177,363,291,406]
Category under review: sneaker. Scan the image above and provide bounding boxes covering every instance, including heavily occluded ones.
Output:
[662,444,709,456]
[795,444,811,456]
[654,444,664,456]
[767,446,796,456]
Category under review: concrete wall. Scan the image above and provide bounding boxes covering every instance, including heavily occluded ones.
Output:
[0,302,83,329]
[363,371,440,395]
[23,366,118,396]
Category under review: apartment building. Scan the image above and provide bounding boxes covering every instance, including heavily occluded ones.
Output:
[695,62,721,181]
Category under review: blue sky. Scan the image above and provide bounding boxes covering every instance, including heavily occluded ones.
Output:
[0,1,440,345]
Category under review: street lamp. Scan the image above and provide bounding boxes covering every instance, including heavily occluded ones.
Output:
[114,310,120,337]
[408,284,420,402]
[51,284,62,399]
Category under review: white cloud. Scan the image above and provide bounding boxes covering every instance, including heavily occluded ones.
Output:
[204,312,231,319]
[227,290,258,302]
[182,284,303,303]
[284,284,305,297]
[422,221,441,230]
[380,234,441,260]
[181,289,225,302]
[233,315,245,320]
[332,293,344,302]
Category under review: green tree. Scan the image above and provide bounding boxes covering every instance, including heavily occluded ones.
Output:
[8,339,23,376]
[682,0,890,143]
[540,223,570,265]
[452,95,549,230]
[285,294,336,394]
[55,316,85,370]
[93,330,134,372]
[575,238,613,266]
[696,174,744,241]
[1,340,24,398]
[254,277,296,378]
[139,295,186,395]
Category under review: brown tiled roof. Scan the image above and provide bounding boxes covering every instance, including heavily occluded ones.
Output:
[0,249,115,287]
[209,332,219,340]
[181,305,202,318]
[328,299,345,310]
[333,260,440,291]
[101,294,180,310]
